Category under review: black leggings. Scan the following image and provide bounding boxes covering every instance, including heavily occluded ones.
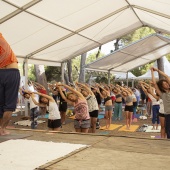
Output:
[165,114,170,139]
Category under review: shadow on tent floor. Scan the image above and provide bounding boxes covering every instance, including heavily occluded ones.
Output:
[0,133,32,143]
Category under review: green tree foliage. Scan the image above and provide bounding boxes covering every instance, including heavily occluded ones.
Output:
[45,66,61,82]
[72,56,81,81]
[71,52,105,82]
[131,62,153,76]
[166,54,170,62]
[86,51,104,64]
[28,64,36,81]
[120,27,156,76]
[121,27,156,45]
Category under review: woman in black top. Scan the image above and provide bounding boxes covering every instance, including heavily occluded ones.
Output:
[58,87,68,125]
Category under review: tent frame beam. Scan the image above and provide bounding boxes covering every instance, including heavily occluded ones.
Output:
[26,6,129,59]
[17,56,61,66]
[86,33,156,68]
[125,0,145,26]
[23,58,29,117]
[108,42,170,72]
[129,51,170,72]
[0,0,42,24]
[133,5,170,20]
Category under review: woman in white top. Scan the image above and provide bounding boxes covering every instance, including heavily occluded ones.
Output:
[31,92,61,131]
[19,88,39,129]
[76,82,99,133]
[140,83,160,130]
[145,87,166,138]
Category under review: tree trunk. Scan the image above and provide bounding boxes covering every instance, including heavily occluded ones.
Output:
[23,62,25,76]
[34,65,48,92]
[157,57,164,79]
[67,59,73,83]
[79,53,87,83]
[61,62,65,83]
[64,71,69,85]
[114,38,120,51]
[95,46,101,59]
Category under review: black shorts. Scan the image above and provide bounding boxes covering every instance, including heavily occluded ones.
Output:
[141,94,146,100]
[0,69,20,118]
[48,119,61,129]
[159,113,165,117]
[133,102,137,107]
[89,110,98,118]
[125,105,133,112]
[52,95,57,101]
[59,102,67,112]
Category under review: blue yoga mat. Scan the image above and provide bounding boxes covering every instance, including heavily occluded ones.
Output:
[38,114,49,118]
[98,114,104,119]
[134,113,142,118]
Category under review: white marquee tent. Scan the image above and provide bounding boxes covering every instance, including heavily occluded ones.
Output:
[1,0,170,68]
[115,72,136,80]
[2,0,170,115]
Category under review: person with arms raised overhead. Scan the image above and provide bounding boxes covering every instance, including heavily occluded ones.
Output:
[0,33,20,135]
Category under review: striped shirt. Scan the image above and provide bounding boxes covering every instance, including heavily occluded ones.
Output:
[0,33,18,68]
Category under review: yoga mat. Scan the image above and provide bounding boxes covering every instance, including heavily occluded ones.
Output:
[0,134,31,143]
[69,115,75,119]
[14,120,46,126]
[145,126,161,132]
[134,113,142,119]
[38,114,49,118]
[118,125,139,132]
[100,124,122,130]
[98,114,104,119]
[98,131,109,135]
[99,111,105,115]
[136,125,148,132]
[12,113,18,117]
[0,139,87,170]
[65,118,74,124]
[69,115,104,120]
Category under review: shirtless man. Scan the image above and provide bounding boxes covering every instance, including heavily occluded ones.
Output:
[0,33,20,135]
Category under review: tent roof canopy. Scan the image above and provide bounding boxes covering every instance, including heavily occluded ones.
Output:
[1,0,170,66]
[86,34,170,73]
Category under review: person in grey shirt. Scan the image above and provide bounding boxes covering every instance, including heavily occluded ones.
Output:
[151,67,170,139]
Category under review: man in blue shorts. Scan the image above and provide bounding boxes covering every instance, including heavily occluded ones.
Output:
[0,33,20,135]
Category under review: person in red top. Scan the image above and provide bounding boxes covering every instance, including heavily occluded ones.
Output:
[32,81,47,94]
[0,33,20,135]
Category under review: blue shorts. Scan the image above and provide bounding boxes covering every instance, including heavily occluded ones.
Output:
[0,69,20,118]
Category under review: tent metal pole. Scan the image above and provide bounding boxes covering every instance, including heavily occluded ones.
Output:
[132,78,134,88]
[108,70,111,85]
[61,62,65,83]
[126,72,129,87]
[24,58,29,116]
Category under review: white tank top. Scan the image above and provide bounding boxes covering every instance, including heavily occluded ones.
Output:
[86,95,99,112]
[28,97,37,109]
[48,101,61,120]
[159,99,165,114]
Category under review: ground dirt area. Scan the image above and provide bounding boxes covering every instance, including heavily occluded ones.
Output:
[8,108,160,139]
[2,107,169,170]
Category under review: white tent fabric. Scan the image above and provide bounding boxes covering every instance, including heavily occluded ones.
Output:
[136,56,170,79]
[85,68,136,79]
[115,72,136,80]
[86,34,170,72]
[1,0,170,66]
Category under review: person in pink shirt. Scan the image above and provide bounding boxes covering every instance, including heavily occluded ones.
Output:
[57,83,90,133]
